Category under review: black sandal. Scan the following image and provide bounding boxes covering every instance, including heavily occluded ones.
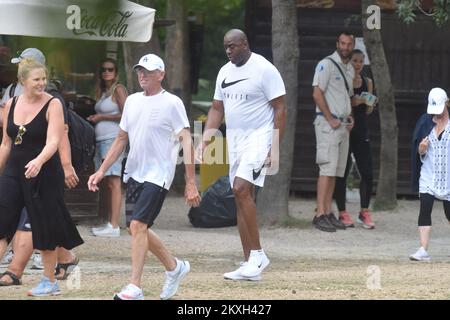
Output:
[54,257,79,280]
[0,271,22,286]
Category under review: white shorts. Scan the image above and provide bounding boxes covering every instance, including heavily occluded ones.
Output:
[227,127,272,188]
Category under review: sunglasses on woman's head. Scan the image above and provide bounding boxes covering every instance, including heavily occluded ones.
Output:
[101,67,115,73]
[15,125,26,145]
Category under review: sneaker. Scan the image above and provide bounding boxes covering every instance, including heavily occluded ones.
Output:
[160,259,190,300]
[358,211,375,229]
[31,252,44,270]
[91,222,110,233]
[327,213,346,230]
[0,250,13,266]
[223,262,262,281]
[312,214,336,232]
[92,223,120,237]
[409,247,431,262]
[339,211,355,227]
[113,283,144,300]
[27,276,61,297]
[240,250,270,278]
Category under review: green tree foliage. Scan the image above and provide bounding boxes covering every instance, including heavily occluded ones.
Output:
[397,0,450,26]
[153,0,244,82]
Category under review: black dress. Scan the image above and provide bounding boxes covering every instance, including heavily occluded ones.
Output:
[0,96,83,250]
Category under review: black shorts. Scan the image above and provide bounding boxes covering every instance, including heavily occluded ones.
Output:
[17,208,31,232]
[125,178,168,228]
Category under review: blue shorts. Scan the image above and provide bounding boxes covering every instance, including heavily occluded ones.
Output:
[94,138,124,177]
[125,178,168,228]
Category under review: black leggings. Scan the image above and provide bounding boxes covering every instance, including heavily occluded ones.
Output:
[418,193,450,226]
[334,132,373,211]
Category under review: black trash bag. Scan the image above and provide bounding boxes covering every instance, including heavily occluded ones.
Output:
[188,176,237,228]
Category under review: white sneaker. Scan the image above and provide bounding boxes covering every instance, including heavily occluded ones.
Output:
[0,250,13,266]
[91,222,111,233]
[113,283,144,300]
[240,250,270,277]
[92,224,120,237]
[224,262,262,281]
[31,252,44,270]
[409,247,431,261]
[160,259,190,300]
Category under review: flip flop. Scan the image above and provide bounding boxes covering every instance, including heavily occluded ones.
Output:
[0,271,22,286]
[54,257,79,280]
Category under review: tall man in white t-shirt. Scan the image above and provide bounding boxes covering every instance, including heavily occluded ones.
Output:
[88,53,201,300]
[198,29,286,281]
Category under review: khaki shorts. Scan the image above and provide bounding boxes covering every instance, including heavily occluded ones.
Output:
[314,116,349,177]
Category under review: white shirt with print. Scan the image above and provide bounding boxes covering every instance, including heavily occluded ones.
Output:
[119,90,189,190]
[419,122,450,200]
[214,52,285,131]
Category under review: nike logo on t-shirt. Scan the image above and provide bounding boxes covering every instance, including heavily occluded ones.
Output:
[221,78,248,89]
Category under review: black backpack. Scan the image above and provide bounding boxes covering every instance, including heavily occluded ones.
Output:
[66,102,95,173]
[188,176,237,228]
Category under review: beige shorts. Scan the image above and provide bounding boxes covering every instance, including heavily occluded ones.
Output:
[314,116,349,177]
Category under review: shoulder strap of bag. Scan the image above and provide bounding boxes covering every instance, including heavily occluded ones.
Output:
[110,83,118,95]
[326,57,350,95]
[9,82,17,98]
[111,83,125,97]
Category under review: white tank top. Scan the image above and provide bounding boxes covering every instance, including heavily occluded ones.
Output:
[94,92,121,141]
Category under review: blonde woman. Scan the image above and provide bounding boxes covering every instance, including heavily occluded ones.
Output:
[88,58,128,237]
[0,58,83,296]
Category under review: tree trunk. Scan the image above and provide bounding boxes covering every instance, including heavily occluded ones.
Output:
[256,0,299,225]
[165,0,191,195]
[122,0,161,93]
[361,0,398,210]
[165,0,191,111]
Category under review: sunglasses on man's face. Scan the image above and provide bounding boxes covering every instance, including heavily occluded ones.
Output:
[101,67,115,73]
[15,125,26,145]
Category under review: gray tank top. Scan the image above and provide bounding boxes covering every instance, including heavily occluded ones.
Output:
[94,92,121,142]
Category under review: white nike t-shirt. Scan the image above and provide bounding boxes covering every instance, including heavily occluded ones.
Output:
[213,52,286,131]
[119,90,189,190]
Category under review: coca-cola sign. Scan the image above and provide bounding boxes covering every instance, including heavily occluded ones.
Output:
[66,5,132,39]
[0,0,154,43]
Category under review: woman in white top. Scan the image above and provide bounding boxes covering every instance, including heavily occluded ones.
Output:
[410,88,450,261]
[87,58,128,237]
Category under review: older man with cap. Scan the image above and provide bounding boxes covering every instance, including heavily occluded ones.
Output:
[88,53,201,300]
[409,87,450,262]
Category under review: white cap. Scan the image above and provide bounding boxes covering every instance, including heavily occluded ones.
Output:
[133,53,164,72]
[427,87,448,114]
[11,48,46,65]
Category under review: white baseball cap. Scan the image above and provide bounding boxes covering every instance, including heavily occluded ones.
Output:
[427,87,448,114]
[11,48,46,65]
[133,53,164,72]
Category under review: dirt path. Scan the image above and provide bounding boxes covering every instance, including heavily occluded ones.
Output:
[2,196,450,300]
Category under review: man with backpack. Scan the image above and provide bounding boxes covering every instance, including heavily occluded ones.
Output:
[0,48,80,286]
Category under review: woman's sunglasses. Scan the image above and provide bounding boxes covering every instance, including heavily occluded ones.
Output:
[15,125,26,145]
[101,67,115,73]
